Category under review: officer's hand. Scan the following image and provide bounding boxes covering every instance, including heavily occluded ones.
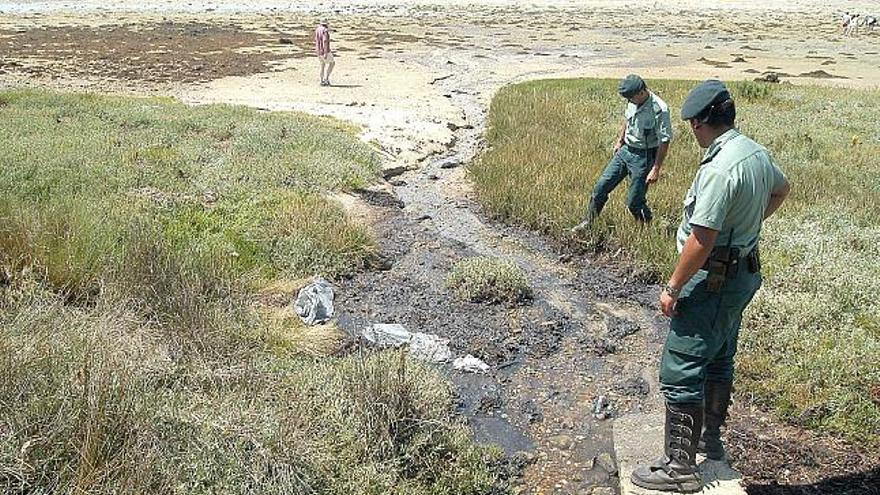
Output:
[646,166,661,184]
[659,290,678,317]
[613,141,623,153]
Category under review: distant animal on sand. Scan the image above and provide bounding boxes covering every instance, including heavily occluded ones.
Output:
[841,11,853,33]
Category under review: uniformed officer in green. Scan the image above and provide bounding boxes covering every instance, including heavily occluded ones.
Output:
[631,80,791,493]
[572,74,672,230]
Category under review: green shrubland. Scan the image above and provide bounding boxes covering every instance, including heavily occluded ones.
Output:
[471,78,880,445]
[0,90,504,494]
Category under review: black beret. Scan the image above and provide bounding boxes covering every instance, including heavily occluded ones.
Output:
[681,80,731,120]
[618,74,646,98]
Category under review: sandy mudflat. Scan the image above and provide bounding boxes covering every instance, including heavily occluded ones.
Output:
[2,0,879,166]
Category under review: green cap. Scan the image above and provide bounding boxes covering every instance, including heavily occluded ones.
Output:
[681,79,731,120]
[617,74,646,98]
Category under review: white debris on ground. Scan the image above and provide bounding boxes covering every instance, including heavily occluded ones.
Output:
[293,277,335,326]
[362,323,411,346]
[409,332,454,363]
[452,354,491,373]
[362,323,454,363]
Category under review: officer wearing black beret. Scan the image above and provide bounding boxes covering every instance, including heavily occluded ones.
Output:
[572,74,673,231]
[630,80,791,492]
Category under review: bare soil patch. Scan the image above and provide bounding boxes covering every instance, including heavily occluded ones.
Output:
[0,22,302,83]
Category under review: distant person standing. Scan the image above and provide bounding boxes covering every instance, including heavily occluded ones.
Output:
[629,80,790,493]
[315,19,334,86]
[845,12,860,36]
[571,74,672,231]
[842,11,853,35]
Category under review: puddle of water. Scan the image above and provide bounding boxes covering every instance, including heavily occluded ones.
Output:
[470,416,534,455]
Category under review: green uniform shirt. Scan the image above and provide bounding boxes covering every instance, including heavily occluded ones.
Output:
[676,128,787,254]
[624,92,672,149]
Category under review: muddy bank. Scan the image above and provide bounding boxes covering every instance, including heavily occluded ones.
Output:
[334,189,668,494]
[728,403,880,495]
[330,68,671,491]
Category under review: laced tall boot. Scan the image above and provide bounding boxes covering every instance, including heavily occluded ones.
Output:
[699,380,732,460]
[631,402,703,493]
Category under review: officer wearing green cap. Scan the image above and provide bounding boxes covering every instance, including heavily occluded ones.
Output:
[630,79,791,492]
[571,74,672,231]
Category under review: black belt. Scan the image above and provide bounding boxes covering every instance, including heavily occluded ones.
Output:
[702,247,759,292]
[702,247,760,275]
[625,144,658,153]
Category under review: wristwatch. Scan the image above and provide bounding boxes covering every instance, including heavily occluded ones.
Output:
[663,283,681,298]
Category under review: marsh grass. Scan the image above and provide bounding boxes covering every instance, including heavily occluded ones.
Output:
[0,89,381,286]
[472,78,880,445]
[0,90,503,494]
[1,301,503,494]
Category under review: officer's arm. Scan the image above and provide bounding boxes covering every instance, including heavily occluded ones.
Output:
[617,120,627,147]
[653,141,669,169]
[669,226,719,291]
[764,178,790,219]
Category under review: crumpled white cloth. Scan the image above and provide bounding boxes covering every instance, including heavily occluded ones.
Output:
[453,354,490,373]
[293,277,335,325]
[362,323,453,363]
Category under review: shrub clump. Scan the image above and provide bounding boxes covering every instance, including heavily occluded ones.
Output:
[447,257,532,304]
[735,80,774,102]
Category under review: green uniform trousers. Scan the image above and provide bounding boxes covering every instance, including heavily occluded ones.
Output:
[591,145,656,222]
[659,266,762,404]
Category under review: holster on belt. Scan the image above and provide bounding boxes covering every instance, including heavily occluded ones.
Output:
[746,248,761,274]
[704,247,739,292]
[703,247,760,293]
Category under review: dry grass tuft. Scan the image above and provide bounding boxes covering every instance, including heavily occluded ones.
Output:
[447,257,533,304]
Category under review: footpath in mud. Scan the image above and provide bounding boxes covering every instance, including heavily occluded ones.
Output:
[333,70,676,494]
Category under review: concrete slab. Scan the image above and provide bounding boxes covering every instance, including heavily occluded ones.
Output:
[613,413,746,495]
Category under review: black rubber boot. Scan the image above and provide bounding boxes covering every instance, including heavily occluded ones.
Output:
[631,402,704,493]
[570,197,602,233]
[699,380,733,460]
[629,205,653,223]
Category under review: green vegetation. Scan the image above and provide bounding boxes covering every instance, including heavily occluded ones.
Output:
[472,78,880,445]
[447,257,533,304]
[0,90,504,494]
[0,90,379,289]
